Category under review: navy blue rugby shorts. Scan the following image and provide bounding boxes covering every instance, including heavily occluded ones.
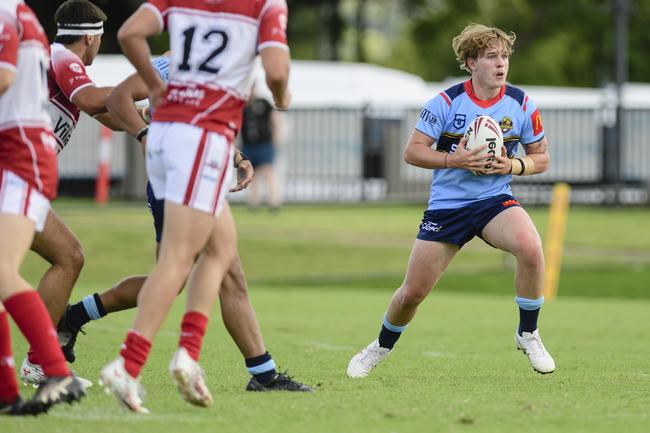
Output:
[416,194,521,248]
[146,181,165,243]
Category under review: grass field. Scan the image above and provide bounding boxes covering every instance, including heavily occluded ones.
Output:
[5,200,650,433]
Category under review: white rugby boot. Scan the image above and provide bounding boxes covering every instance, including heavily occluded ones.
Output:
[515,329,556,374]
[20,356,93,389]
[20,357,46,387]
[99,357,149,414]
[169,347,213,407]
[347,339,391,378]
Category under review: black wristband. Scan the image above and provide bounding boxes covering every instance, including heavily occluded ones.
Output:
[135,127,149,142]
[234,151,249,168]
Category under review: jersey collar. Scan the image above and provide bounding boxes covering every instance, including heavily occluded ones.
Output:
[463,80,505,108]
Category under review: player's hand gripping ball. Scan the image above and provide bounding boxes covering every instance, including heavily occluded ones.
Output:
[463,115,504,175]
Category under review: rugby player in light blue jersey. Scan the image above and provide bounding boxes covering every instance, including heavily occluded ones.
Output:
[61,54,311,393]
[348,23,555,377]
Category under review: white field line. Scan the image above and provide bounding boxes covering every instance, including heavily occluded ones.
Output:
[306,341,355,351]
[89,322,177,338]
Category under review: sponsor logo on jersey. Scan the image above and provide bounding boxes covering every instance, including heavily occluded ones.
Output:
[421,221,443,232]
[278,14,288,31]
[453,113,466,129]
[499,116,513,134]
[53,116,73,148]
[531,109,543,135]
[167,87,205,107]
[69,63,83,74]
[420,108,438,126]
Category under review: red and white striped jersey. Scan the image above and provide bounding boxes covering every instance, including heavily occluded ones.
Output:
[0,0,58,200]
[48,43,96,152]
[143,0,289,141]
[0,1,51,132]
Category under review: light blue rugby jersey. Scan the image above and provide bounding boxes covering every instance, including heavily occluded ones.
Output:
[415,80,545,211]
[148,56,170,117]
[151,56,170,82]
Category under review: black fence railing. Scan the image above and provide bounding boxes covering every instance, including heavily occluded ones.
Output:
[60,107,650,205]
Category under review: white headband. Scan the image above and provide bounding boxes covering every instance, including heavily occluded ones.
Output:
[56,22,104,36]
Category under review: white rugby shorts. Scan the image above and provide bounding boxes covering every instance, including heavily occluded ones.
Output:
[146,122,234,217]
[0,170,50,232]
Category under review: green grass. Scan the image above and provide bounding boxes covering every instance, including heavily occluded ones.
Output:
[6,200,650,432]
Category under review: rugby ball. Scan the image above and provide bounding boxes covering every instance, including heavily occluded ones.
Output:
[463,115,504,175]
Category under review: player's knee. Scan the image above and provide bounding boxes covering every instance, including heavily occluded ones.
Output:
[67,242,85,274]
[221,272,247,297]
[516,235,544,267]
[398,285,429,306]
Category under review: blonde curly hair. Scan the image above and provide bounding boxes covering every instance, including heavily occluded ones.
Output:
[452,23,516,73]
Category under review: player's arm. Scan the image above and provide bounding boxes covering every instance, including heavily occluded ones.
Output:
[0,69,15,95]
[260,47,290,110]
[71,85,112,116]
[489,136,550,176]
[0,15,18,95]
[522,136,550,174]
[230,153,254,193]
[106,72,149,138]
[404,129,487,170]
[93,112,126,131]
[117,6,165,108]
[72,86,126,131]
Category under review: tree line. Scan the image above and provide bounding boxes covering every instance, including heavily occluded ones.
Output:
[30,0,650,87]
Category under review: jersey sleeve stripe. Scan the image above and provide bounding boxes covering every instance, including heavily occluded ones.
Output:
[141,3,164,34]
[523,95,529,111]
[0,61,17,72]
[67,82,95,102]
[257,41,289,52]
[439,92,451,106]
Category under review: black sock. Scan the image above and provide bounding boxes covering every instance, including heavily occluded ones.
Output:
[67,293,106,330]
[246,352,276,384]
[94,293,107,317]
[518,307,541,335]
[378,324,402,350]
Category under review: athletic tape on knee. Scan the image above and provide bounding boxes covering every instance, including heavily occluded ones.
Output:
[515,296,544,311]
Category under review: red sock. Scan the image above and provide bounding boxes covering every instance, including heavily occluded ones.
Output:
[3,291,69,377]
[179,311,208,361]
[27,348,40,365]
[119,330,152,378]
[0,311,19,404]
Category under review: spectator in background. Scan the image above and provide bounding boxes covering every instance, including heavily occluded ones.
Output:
[241,94,283,210]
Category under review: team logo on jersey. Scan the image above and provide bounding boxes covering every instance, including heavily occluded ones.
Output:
[69,63,83,74]
[453,114,466,129]
[499,116,513,134]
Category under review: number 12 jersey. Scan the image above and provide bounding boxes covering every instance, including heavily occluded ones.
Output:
[143,0,289,141]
